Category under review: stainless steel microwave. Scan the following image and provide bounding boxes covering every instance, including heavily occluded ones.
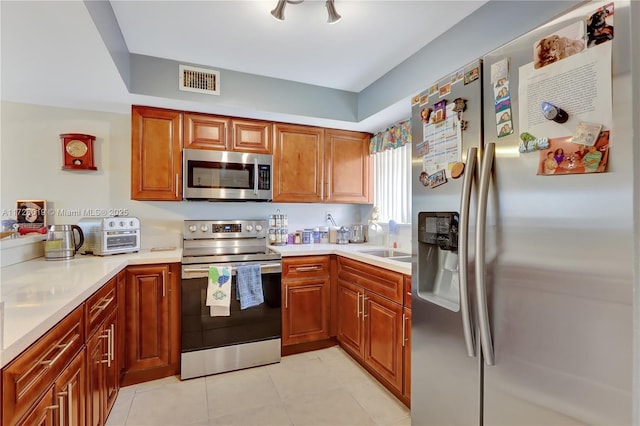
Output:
[183,149,272,201]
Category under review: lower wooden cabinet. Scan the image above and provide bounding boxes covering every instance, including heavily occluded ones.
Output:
[14,386,56,426]
[2,306,84,426]
[336,257,405,394]
[403,307,411,406]
[282,256,331,346]
[86,308,119,426]
[122,263,180,385]
[55,349,86,426]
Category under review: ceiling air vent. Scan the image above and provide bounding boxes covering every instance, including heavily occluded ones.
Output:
[179,65,220,95]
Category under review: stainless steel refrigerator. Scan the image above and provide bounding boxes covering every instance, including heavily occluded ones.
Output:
[410,1,634,424]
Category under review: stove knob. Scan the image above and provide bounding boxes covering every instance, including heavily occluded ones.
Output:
[119,221,125,227]
[200,225,209,232]
[255,224,263,232]
[245,225,253,232]
[129,220,135,227]
[188,225,197,233]
[109,221,115,228]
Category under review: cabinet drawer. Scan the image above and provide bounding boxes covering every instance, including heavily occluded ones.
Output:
[85,276,117,338]
[282,256,330,279]
[2,305,84,426]
[404,275,412,309]
[337,257,403,304]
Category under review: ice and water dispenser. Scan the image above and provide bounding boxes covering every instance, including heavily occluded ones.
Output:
[416,212,461,311]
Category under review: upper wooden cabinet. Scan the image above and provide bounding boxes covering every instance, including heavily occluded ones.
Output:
[231,118,273,153]
[131,105,183,201]
[273,124,372,203]
[324,129,372,204]
[183,114,272,153]
[183,112,229,150]
[273,123,325,203]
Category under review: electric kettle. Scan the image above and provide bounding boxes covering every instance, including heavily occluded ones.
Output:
[45,224,84,260]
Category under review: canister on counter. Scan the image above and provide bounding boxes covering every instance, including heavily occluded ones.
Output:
[294,231,302,244]
[313,227,321,244]
[320,226,329,243]
[302,230,312,244]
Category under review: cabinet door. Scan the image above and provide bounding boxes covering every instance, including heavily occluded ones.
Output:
[131,106,183,200]
[116,270,126,380]
[364,291,404,392]
[403,307,411,404]
[15,386,55,426]
[55,350,86,426]
[104,308,119,416]
[283,278,330,345]
[336,279,364,360]
[86,329,106,426]
[324,129,372,204]
[184,112,230,150]
[273,124,324,202]
[123,264,180,386]
[232,119,273,153]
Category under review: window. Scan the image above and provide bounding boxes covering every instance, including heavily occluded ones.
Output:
[373,143,411,224]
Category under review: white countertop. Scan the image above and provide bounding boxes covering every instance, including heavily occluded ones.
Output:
[268,243,413,275]
[0,249,182,368]
[0,243,412,369]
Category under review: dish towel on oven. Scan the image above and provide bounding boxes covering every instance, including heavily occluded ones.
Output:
[206,266,232,316]
[236,264,263,309]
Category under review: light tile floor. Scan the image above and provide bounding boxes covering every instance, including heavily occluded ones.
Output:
[106,346,411,426]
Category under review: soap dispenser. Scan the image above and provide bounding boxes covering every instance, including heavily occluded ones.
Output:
[367,207,384,246]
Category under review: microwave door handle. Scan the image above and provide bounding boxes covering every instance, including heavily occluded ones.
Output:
[254,158,259,195]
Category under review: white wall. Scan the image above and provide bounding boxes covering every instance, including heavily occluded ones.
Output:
[0,102,364,249]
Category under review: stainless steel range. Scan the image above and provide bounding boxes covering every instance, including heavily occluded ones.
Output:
[181,219,282,380]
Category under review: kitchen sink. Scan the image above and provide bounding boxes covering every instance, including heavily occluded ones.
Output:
[389,256,412,263]
[359,249,411,258]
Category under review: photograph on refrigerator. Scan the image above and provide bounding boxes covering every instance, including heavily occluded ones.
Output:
[536,130,609,175]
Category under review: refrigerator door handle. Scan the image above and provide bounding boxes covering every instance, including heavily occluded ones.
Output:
[459,146,477,358]
[475,142,495,366]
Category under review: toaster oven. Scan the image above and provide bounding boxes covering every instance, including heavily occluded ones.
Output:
[78,217,140,255]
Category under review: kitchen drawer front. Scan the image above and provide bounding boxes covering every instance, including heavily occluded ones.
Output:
[282,256,330,280]
[337,257,403,304]
[2,305,84,426]
[404,275,412,309]
[85,276,117,339]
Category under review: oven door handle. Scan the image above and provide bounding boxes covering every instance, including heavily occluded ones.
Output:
[182,263,282,276]
[254,158,259,196]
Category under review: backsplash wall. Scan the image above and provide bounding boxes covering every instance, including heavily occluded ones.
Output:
[0,102,364,249]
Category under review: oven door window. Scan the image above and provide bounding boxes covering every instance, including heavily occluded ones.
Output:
[181,272,281,352]
[188,160,253,190]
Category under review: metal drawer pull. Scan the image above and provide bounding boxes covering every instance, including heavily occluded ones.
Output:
[402,313,406,347]
[285,285,289,309]
[95,296,114,311]
[362,295,367,320]
[295,266,320,272]
[58,394,65,426]
[110,324,115,362]
[46,404,60,411]
[40,335,77,367]
[68,382,73,426]
[356,293,361,319]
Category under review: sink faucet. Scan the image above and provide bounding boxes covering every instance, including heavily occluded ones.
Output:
[326,213,337,227]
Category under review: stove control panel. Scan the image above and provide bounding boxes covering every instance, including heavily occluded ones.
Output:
[184,220,268,239]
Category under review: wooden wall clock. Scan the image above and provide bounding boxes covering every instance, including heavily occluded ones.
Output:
[60,133,97,170]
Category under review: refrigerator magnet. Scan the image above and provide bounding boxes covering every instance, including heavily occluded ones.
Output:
[419,171,430,187]
[464,65,479,85]
[421,107,432,124]
[433,100,447,123]
[450,162,465,179]
[428,169,447,188]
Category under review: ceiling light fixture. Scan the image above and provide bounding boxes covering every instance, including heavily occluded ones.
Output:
[270,0,342,24]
